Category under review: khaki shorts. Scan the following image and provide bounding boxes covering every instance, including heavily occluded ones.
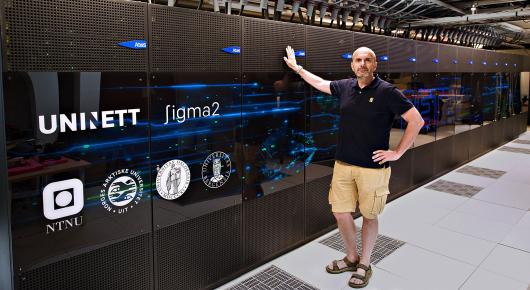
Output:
[329,160,391,219]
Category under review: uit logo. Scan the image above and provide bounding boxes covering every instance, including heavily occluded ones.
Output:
[100,169,144,214]
[42,178,84,234]
[369,97,374,103]
[156,160,190,200]
[201,151,231,189]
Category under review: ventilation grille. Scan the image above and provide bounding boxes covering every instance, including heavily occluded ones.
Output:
[155,205,243,290]
[416,43,438,72]
[388,38,415,72]
[227,265,318,290]
[458,47,473,72]
[3,0,147,72]
[425,179,483,197]
[242,18,305,72]
[306,26,353,72]
[319,232,405,265]
[438,44,457,73]
[305,175,335,237]
[149,6,241,72]
[245,185,304,265]
[18,234,152,290]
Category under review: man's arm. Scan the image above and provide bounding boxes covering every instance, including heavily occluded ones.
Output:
[283,46,331,95]
[372,107,425,164]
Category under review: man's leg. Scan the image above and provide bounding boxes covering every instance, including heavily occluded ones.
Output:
[350,216,378,285]
[328,212,359,270]
[327,161,358,270]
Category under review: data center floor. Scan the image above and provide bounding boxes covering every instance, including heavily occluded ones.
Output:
[219,129,530,290]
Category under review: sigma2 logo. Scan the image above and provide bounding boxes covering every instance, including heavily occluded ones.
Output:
[42,179,84,234]
[100,169,144,215]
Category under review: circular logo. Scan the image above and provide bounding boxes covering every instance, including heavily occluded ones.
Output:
[201,151,231,188]
[156,159,191,200]
[100,169,144,214]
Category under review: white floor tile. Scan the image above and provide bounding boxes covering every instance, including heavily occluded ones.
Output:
[435,211,515,243]
[460,268,528,290]
[473,180,530,210]
[439,171,499,188]
[468,151,523,171]
[396,187,469,211]
[272,242,354,290]
[454,199,527,226]
[501,212,530,253]
[378,216,496,266]
[480,245,530,284]
[499,163,530,186]
[376,244,475,290]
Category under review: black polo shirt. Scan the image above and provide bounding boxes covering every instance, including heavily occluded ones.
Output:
[330,76,413,169]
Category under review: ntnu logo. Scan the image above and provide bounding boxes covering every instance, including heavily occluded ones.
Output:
[38,109,140,134]
[118,40,147,50]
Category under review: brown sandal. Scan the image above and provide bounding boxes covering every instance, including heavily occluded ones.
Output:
[326,256,358,274]
[348,263,372,288]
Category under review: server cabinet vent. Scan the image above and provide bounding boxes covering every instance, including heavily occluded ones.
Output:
[244,185,304,264]
[388,38,415,72]
[242,18,305,72]
[416,42,438,73]
[18,234,152,290]
[3,0,147,72]
[149,6,241,72]
[305,175,335,237]
[155,205,243,290]
[306,26,353,73]
[438,44,458,73]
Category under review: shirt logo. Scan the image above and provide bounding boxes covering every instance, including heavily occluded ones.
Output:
[369,97,374,103]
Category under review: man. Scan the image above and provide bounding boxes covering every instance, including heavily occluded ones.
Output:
[283,46,424,288]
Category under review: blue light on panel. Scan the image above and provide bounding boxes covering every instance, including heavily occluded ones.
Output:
[468,60,473,65]
[379,55,389,61]
[432,58,439,63]
[341,53,352,59]
[118,40,147,49]
[482,61,487,65]
[495,62,499,66]
[452,59,458,64]
[221,46,241,54]
[295,50,306,57]
[408,57,416,62]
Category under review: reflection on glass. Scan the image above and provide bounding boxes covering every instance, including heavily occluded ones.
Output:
[149,73,242,227]
[481,73,497,123]
[241,73,306,199]
[380,73,406,149]
[5,72,150,269]
[433,73,456,139]
[457,73,483,132]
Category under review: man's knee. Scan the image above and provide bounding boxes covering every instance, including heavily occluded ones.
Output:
[333,212,352,223]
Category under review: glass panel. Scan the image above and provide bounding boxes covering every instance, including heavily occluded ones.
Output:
[481,73,497,124]
[241,72,306,200]
[5,72,150,270]
[149,72,242,228]
[435,73,456,139]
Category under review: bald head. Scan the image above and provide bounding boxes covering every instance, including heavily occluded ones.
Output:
[350,47,377,79]
[352,47,376,60]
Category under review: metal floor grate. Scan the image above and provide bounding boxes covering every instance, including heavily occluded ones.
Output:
[456,165,506,179]
[498,146,530,155]
[318,232,405,265]
[228,265,319,290]
[425,179,483,197]
[512,139,530,145]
